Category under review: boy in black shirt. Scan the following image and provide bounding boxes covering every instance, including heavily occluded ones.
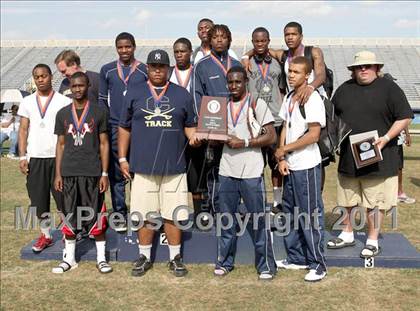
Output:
[53,72,112,273]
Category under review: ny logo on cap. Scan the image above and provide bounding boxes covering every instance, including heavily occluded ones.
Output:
[155,53,161,60]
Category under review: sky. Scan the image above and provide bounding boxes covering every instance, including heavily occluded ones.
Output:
[1,1,419,41]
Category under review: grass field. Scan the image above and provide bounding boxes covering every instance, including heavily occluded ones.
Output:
[1,138,419,311]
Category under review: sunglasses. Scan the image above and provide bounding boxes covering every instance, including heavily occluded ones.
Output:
[354,64,374,70]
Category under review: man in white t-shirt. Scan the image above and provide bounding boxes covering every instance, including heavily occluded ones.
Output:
[18,64,71,253]
[275,56,327,282]
[215,66,277,280]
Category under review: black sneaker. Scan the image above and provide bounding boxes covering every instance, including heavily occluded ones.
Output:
[132,254,153,277]
[168,254,188,277]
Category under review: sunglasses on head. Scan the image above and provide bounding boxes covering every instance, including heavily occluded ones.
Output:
[354,64,374,70]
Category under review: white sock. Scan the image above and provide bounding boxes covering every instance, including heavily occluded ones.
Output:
[96,240,106,263]
[64,239,76,265]
[338,231,354,243]
[139,244,152,260]
[40,226,51,239]
[273,187,283,206]
[366,238,378,248]
[168,244,181,261]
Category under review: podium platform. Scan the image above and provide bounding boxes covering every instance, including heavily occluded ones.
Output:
[21,227,420,268]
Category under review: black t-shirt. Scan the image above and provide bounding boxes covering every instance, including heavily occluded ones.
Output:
[55,103,108,177]
[59,70,100,105]
[332,77,413,177]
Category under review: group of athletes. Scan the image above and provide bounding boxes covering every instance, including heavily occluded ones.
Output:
[16,18,413,281]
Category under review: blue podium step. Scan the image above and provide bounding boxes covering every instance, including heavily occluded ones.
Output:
[21,228,420,268]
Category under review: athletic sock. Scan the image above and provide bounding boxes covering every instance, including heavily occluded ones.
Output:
[64,239,76,265]
[168,244,181,261]
[96,240,106,263]
[139,244,152,260]
[40,223,51,239]
[338,231,354,243]
[366,238,378,248]
[273,187,283,206]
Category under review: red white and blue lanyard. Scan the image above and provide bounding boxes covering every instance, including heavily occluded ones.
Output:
[36,91,55,119]
[117,59,140,86]
[210,53,231,77]
[147,81,169,108]
[71,101,90,133]
[229,93,250,127]
[174,65,193,89]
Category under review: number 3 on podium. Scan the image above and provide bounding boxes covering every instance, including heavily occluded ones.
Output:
[365,257,375,268]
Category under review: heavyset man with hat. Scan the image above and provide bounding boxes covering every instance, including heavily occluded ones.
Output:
[118,49,200,277]
[327,51,413,258]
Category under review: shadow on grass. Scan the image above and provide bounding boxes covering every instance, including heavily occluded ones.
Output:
[409,177,420,187]
[404,156,420,161]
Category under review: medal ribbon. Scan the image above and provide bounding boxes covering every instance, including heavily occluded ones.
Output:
[257,62,270,82]
[174,65,193,89]
[288,97,297,120]
[117,59,140,85]
[147,81,169,107]
[36,91,55,119]
[210,53,231,77]
[71,101,90,133]
[229,93,250,127]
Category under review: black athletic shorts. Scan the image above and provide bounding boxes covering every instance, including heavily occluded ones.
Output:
[262,125,282,170]
[26,157,63,218]
[61,176,107,237]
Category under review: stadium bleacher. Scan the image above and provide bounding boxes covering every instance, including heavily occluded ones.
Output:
[1,38,419,106]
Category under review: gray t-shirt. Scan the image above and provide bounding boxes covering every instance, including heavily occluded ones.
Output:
[248,58,283,126]
[219,97,274,179]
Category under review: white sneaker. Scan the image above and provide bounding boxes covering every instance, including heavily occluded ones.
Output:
[276,259,308,270]
[258,272,274,281]
[304,269,326,282]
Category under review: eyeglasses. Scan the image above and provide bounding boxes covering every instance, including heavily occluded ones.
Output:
[354,64,373,70]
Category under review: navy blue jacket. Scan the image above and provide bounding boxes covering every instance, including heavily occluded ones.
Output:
[192,51,241,116]
[98,60,147,126]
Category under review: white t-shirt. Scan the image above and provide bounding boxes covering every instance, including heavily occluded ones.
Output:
[219,97,274,179]
[18,92,71,158]
[169,67,193,93]
[279,91,325,171]
[193,48,239,64]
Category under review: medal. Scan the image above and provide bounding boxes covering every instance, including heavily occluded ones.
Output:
[257,62,270,91]
[123,90,127,96]
[147,81,169,113]
[263,84,270,93]
[36,90,55,126]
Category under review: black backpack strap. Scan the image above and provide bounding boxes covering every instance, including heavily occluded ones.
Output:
[279,50,289,93]
[304,46,314,67]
